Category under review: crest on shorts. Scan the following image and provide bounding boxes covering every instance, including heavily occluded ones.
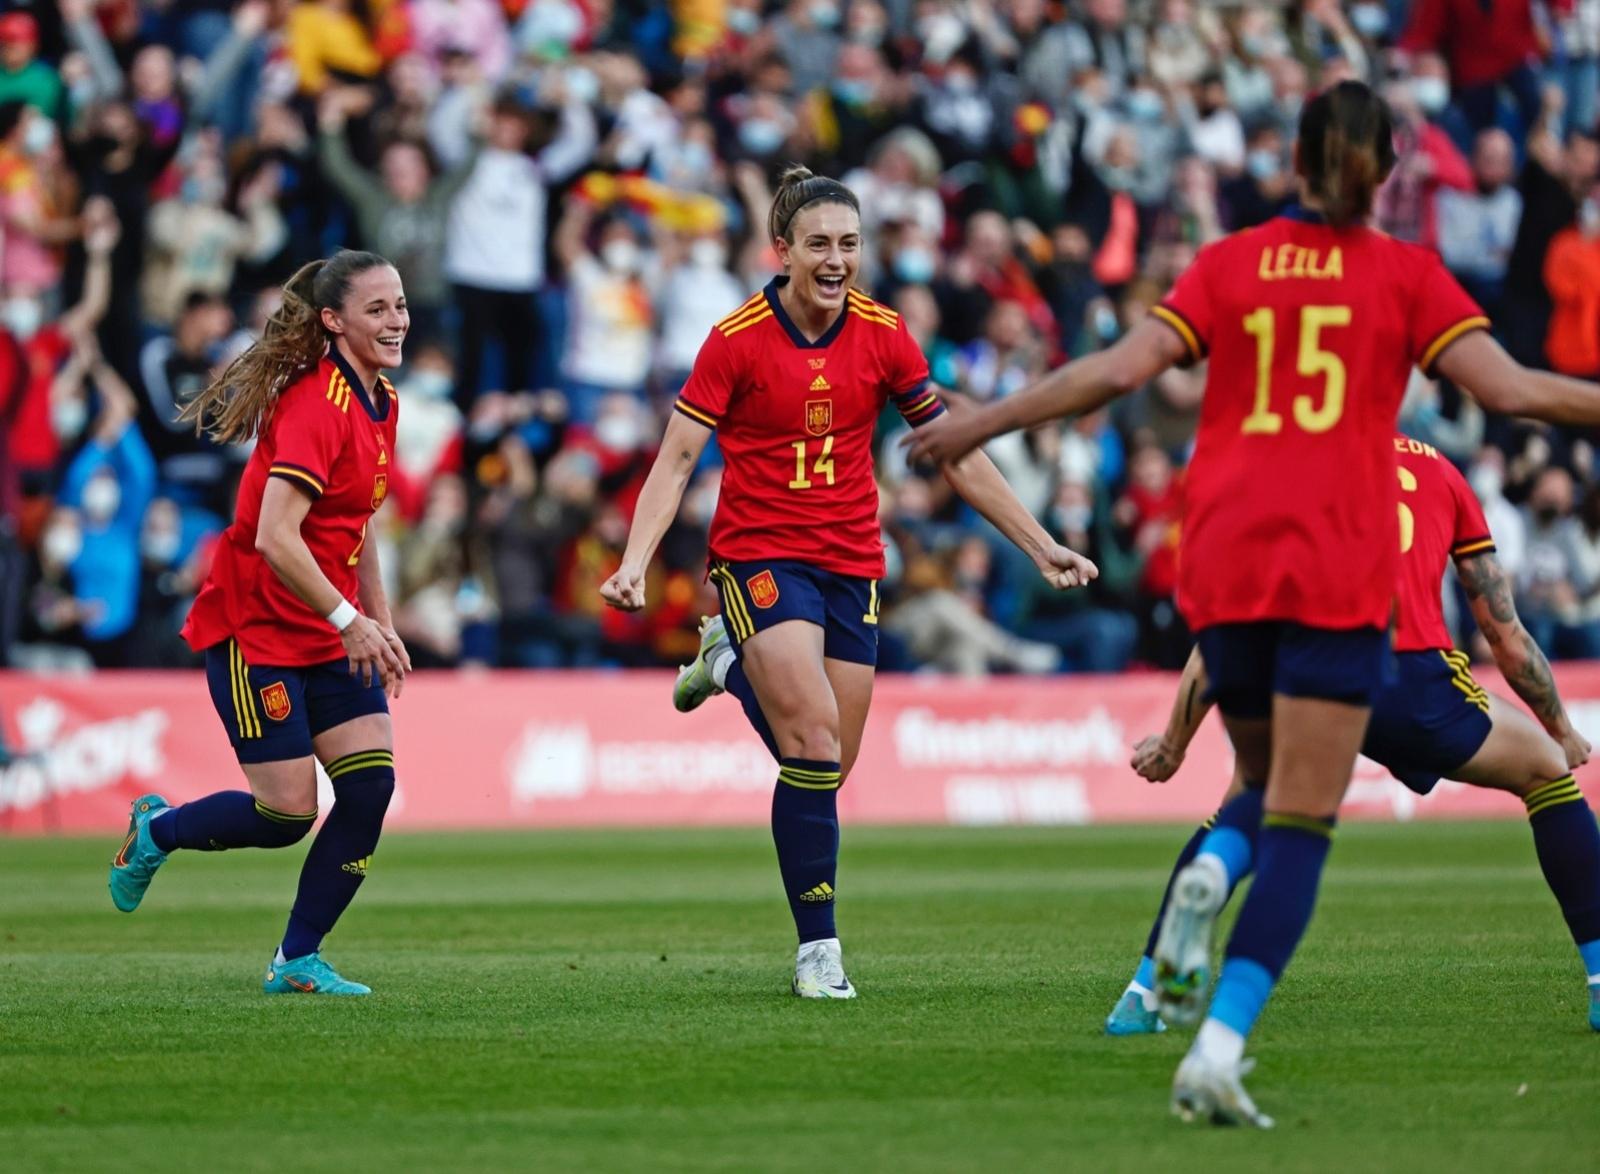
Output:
[372,472,388,510]
[805,399,832,436]
[748,569,781,609]
[259,681,292,722]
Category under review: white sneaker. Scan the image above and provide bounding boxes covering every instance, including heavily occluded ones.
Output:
[793,937,857,999]
[1154,855,1227,1027]
[673,615,731,713]
[1171,1051,1274,1129]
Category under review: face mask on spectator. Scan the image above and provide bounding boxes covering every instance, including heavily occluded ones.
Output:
[893,246,936,284]
[51,395,88,440]
[1126,89,1163,121]
[181,175,225,206]
[406,369,453,400]
[739,118,787,156]
[43,524,82,568]
[1093,304,1120,342]
[594,411,643,452]
[1241,33,1287,60]
[728,8,761,34]
[68,76,97,113]
[82,476,121,524]
[918,13,965,64]
[1582,198,1600,236]
[1053,504,1093,535]
[680,141,713,175]
[850,21,885,45]
[690,238,728,269]
[945,70,978,96]
[809,1,840,29]
[833,78,874,107]
[601,238,642,275]
[1469,464,1504,503]
[1247,149,1281,181]
[142,528,181,565]
[1411,77,1449,116]
[22,116,53,156]
[1,296,42,340]
[566,66,601,106]
[1350,3,1389,38]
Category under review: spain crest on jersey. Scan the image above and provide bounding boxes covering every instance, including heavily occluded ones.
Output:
[259,681,292,722]
[805,399,832,437]
[372,473,388,511]
[748,569,780,609]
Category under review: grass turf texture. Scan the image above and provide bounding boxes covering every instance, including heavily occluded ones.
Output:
[2,822,1596,1172]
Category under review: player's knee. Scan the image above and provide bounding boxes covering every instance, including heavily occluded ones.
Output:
[335,771,395,821]
[265,812,316,848]
[787,722,841,762]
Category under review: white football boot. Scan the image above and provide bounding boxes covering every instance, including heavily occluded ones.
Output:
[793,937,857,999]
[1171,1051,1274,1129]
[1153,854,1227,1026]
[673,615,732,713]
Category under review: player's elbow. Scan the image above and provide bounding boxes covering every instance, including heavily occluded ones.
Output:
[1468,378,1528,418]
[254,523,290,565]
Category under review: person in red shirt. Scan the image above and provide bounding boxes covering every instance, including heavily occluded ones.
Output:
[1399,0,1543,138]
[106,249,412,998]
[600,165,1096,999]
[908,82,1600,1126]
[1110,434,1600,1039]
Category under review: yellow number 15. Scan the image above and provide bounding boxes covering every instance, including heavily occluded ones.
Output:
[1240,305,1352,435]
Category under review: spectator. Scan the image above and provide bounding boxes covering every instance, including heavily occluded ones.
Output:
[285,0,382,95]
[0,14,62,118]
[1376,77,1474,249]
[1436,128,1523,316]
[554,199,656,419]
[771,0,842,97]
[1543,192,1600,377]
[883,547,1062,677]
[841,127,943,241]
[1551,0,1600,139]
[652,224,747,394]
[953,299,1046,402]
[1183,72,1246,173]
[1519,466,1600,658]
[0,102,83,300]
[411,0,513,85]
[1219,124,1293,231]
[1116,440,1186,666]
[1400,0,1542,138]
[136,292,238,514]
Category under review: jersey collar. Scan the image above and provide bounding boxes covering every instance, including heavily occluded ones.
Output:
[1280,204,1327,224]
[765,276,850,350]
[329,346,391,422]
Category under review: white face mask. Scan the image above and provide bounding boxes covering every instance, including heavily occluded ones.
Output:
[142,529,181,564]
[22,116,55,157]
[1412,76,1450,116]
[42,525,82,567]
[405,369,453,400]
[82,476,121,523]
[51,395,88,440]
[601,239,642,275]
[690,239,728,269]
[566,66,601,105]
[594,412,643,452]
[2,296,43,340]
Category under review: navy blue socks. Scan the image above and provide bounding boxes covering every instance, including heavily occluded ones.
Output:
[773,757,842,944]
[1522,776,1600,975]
[280,751,395,961]
[148,791,315,852]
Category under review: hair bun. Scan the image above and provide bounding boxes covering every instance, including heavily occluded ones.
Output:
[778,164,815,189]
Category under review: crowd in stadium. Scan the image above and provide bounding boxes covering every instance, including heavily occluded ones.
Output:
[2,0,1600,675]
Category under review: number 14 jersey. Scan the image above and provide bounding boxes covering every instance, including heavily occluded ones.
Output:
[675,277,940,579]
[1153,208,1486,632]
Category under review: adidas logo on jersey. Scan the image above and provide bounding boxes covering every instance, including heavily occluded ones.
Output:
[810,375,831,391]
[798,882,835,903]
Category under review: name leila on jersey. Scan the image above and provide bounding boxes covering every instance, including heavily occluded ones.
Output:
[1257,244,1343,281]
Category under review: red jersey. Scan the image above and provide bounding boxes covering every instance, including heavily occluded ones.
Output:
[674,279,938,579]
[183,353,398,665]
[1392,434,1494,652]
[1153,209,1486,631]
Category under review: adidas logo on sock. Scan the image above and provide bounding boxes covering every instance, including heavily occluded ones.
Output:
[341,856,371,877]
[798,882,835,903]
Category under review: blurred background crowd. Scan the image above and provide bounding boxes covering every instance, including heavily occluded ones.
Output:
[4,0,1600,677]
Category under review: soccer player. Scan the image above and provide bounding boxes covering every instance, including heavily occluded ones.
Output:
[907,82,1600,1125]
[1106,433,1600,1038]
[599,166,1097,998]
[107,250,411,996]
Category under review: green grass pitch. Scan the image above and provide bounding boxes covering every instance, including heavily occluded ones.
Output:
[2,822,1597,1172]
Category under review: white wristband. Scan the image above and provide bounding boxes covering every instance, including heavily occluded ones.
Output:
[326,599,358,632]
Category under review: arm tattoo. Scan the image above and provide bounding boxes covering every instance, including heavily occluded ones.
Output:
[1458,552,1566,726]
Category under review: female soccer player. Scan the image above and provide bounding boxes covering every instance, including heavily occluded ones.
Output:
[599,166,1096,998]
[1105,433,1600,1039]
[908,82,1600,1124]
[108,249,411,997]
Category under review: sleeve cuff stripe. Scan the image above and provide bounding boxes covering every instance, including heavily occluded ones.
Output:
[269,467,325,497]
[1420,316,1491,372]
[674,400,719,428]
[1151,305,1204,361]
[1452,538,1496,557]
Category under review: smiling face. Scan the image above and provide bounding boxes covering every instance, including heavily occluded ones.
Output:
[775,201,861,315]
[323,265,409,375]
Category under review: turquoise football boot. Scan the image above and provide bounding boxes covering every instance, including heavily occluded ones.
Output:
[1589,985,1598,1032]
[673,614,731,713]
[1105,989,1167,1036]
[263,951,372,996]
[108,794,170,912]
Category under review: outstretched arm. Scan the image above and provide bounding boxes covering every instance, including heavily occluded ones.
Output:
[1131,644,1214,782]
[1457,549,1591,768]
[1437,330,1600,426]
[599,412,712,611]
[941,445,1098,590]
[904,317,1190,465]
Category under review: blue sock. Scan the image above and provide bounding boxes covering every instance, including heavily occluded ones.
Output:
[1196,785,1265,888]
[1522,777,1600,969]
[1138,816,1215,967]
[772,757,841,944]
[725,659,779,762]
[280,751,394,961]
[1213,813,1337,1038]
[148,791,315,852]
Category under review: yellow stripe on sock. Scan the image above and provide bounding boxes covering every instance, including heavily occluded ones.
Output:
[1263,813,1335,838]
[255,800,317,823]
[1202,814,1218,830]
[326,750,395,779]
[1525,776,1583,817]
[778,771,842,791]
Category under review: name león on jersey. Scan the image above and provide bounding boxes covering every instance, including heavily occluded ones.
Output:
[1257,243,1343,282]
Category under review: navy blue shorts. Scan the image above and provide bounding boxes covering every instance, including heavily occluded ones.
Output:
[203,638,389,764]
[709,559,879,666]
[1362,649,1493,795]
[1196,621,1393,719]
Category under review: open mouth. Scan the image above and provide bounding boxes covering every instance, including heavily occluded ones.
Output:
[816,274,846,297]
[376,334,405,352]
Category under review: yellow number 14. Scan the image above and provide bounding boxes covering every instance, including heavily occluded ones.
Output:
[790,435,836,490]
[1240,304,1352,435]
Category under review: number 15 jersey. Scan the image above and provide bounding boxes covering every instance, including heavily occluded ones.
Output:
[1153,208,1487,633]
[674,277,940,579]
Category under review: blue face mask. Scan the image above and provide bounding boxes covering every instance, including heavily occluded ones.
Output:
[894,247,936,285]
[738,118,787,156]
[1247,149,1281,181]
[1126,89,1163,121]
[833,78,874,108]
[679,142,714,174]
